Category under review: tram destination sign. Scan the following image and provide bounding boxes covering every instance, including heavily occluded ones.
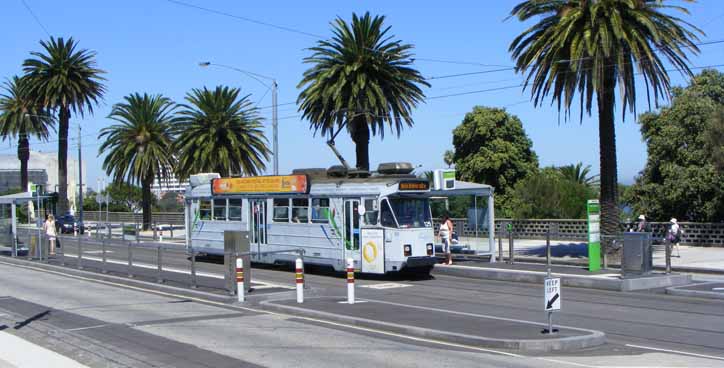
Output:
[398,180,430,191]
[212,175,309,195]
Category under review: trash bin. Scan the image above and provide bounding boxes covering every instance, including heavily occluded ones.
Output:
[622,232,653,275]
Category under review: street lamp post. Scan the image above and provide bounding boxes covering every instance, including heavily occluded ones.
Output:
[198,62,279,175]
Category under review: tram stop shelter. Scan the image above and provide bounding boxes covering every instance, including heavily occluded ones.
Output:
[427,180,497,262]
[0,191,52,253]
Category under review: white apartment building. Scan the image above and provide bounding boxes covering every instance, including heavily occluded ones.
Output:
[151,170,189,198]
[0,151,86,214]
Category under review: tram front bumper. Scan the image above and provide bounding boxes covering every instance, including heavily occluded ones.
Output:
[403,256,438,269]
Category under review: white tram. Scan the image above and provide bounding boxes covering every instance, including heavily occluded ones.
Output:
[184,163,442,274]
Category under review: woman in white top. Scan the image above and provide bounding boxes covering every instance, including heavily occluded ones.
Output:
[43,214,57,256]
[667,218,682,257]
[439,215,453,265]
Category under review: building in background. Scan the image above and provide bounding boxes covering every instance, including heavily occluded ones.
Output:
[151,169,189,198]
[0,151,86,215]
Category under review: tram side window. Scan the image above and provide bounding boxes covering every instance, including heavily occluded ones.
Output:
[311,198,330,223]
[228,199,242,221]
[213,199,227,221]
[364,199,378,225]
[292,198,309,223]
[380,199,397,228]
[199,199,212,220]
[273,198,290,222]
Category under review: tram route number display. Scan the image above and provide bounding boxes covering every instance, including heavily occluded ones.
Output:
[544,278,561,312]
[398,180,430,191]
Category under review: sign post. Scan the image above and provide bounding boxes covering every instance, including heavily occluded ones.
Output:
[587,199,601,272]
[543,274,561,334]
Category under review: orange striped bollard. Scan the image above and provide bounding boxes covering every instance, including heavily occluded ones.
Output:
[346,258,355,304]
[295,258,304,303]
[235,257,245,303]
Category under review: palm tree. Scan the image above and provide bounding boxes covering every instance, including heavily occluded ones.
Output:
[443,150,455,168]
[0,76,54,190]
[99,93,176,230]
[508,0,701,244]
[297,12,429,171]
[23,37,106,215]
[174,86,270,178]
[559,162,599,187]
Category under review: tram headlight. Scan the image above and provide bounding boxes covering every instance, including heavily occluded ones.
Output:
[403,244,412,257]
[426,243,433,256]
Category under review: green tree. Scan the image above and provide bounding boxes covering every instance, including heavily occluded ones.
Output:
[154,192,184,212]
[452,106,538,216]
[23,37,106,216]
[509,0,702,242]
[509,167,597,219]
[297,12,429,171]
[558,162,598,187]
[627,70,724,222]
[705,106,724,173]
[104,182,146,213]
[0,76,54,190]
[99,93,176,229]
[174,86,269,178]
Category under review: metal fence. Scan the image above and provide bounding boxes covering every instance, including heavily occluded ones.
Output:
[432,218,724,246]
[84,211,185,225]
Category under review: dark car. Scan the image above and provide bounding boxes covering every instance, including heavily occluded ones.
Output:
[55,215,78,234]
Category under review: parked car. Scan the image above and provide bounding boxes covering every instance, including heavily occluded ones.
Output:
[56,215,80,234]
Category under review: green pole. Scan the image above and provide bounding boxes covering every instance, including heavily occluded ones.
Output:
[587,200,601,272]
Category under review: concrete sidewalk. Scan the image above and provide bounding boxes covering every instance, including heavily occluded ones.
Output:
[261,296,605,352]
[0,331,89,368]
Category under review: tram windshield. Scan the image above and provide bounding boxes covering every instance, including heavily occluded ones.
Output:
[387,197,432,228]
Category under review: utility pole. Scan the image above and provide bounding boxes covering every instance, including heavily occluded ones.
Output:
[272,79,278,175]
[78,124,84,233]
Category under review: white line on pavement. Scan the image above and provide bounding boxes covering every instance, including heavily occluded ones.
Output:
[66,324,111,332]
[625,344,724,361]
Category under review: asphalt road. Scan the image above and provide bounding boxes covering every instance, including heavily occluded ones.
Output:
[2,237,724,367]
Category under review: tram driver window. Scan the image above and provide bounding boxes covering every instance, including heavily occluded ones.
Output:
[273,198,290,222]
[292,198,309,223]
[228,198,242,221]
[380,199,397,228]
[311,198,330,223]
[199,199,212,220]
[212,199,227,221]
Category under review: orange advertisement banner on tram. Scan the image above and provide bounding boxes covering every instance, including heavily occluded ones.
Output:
[212,175,309,195]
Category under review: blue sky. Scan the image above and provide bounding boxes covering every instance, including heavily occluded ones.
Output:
[2,0,723,189]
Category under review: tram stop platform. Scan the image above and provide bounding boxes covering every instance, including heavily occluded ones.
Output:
[432,261,692,291]
[667,282,724,300]
[261,296,605,352]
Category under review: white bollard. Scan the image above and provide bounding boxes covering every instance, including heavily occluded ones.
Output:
[236,257,245,303]
[295,258,304,303]
[346,258,355,304]
[159,230,163,242]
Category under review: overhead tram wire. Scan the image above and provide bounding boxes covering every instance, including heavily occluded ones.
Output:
[20,0,50,37]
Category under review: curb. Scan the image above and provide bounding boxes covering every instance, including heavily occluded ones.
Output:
[666,282,724,300]
[260,297,606,353]
[452,254,724,275]
[433,264,692,291]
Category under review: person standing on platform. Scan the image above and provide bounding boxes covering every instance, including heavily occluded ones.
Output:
[43,214,57,256]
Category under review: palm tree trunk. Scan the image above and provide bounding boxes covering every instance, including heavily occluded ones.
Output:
[350,116,370,171]
[597,67,619,253]
[17,129,30,191]
[57,106,70,216]
[142,175,153,231]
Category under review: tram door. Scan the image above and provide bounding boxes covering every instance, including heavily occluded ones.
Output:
[343,199,361,266]
[249,199,267,260]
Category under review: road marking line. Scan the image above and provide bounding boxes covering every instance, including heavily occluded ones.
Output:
[535,357,598,368]
[66,324,110,332]
[360,283,412,290]
[62,253,293,289]
[625,344,724,361]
